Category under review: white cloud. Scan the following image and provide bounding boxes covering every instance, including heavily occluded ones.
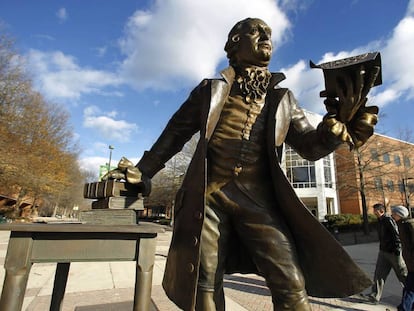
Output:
[83,105,138,142]
[371,89,399,108]
[381,15,414,103]
[78,155,141,179]
[26,1,291,99]
[80,142,122,174]
[78,156,107,176]
[279,60,324,112]
[26,0,414,115]
[408,0,414,16]
[91,142,110,154]
[119,0,290,90]
[56,8,68,23]
[279,2,414,113]
[95,46,107,57]
[27,49,121,100]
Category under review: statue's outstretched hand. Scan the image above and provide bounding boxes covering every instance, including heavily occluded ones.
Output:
[334,65,380,123]
[321,65,380,149]
[102,157,152,196]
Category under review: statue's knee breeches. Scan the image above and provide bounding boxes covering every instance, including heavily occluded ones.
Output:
[199,181,311,310]
[197,201,229,292]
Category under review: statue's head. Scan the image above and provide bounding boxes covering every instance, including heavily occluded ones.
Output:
[224,18,272,67]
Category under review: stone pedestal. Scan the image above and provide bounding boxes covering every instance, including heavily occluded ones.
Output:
[80,209,140,225]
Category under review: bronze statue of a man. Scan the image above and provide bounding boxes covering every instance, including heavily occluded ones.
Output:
[114,18,378,311]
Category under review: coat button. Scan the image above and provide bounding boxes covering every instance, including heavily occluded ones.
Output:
[187,263,195,273]
[194,211,203,220]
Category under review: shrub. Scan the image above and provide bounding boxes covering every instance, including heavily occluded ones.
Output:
[324,213,378,231]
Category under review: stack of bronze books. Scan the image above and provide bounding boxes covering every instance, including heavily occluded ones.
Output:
[81,180,144,225]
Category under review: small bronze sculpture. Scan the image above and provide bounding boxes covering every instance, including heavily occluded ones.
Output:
[107,18,380,311]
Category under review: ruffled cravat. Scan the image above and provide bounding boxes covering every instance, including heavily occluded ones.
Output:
[236,67,271,104]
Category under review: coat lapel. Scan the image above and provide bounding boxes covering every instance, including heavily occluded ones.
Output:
[205,68,287,142]
[205,67,234,141]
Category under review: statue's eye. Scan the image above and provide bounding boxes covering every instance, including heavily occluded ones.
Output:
[250,27,259,35]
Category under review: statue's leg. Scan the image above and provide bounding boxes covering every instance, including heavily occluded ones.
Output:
[196,194,231,311]
[239,211,310,309]
[222,182,311,311]
[195,289,221,311]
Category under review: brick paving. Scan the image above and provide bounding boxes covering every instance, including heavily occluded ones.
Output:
[151,230,399,311]
[0,227,401,310]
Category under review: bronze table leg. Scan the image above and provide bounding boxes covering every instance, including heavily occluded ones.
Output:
[134,235,156,311]
[50,262,70,311]
[0,233,33,311]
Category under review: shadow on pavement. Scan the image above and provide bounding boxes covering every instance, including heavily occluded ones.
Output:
[74,300,159,311]
[308,297,367,311]
[224,274,271,296]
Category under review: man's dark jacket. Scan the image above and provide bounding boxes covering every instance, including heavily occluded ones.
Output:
[138,67,372,311]
[378,214,402,254]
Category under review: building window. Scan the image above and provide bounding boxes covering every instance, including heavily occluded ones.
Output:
[399,181,405,193]
[386,180,394,192]
[374,177,383,190]
[323,157,333,188]
[371,149,379,161]
[399,180,414,193]
[394,155,401,166]
[285,147,316,188]
[383,153,390,163]
[404,156,411,167]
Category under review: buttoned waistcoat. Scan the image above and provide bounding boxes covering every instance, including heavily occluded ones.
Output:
[138,66,372,311]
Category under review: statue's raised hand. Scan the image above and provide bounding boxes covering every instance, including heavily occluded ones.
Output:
[333,65,380,123]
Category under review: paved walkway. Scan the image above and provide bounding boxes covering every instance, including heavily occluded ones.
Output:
[0,227,402,310]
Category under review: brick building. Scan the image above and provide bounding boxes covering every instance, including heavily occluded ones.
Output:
[283,111,414,220]
[335,133,414,215]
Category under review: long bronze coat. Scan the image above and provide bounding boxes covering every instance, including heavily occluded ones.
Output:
[138,66,372,311]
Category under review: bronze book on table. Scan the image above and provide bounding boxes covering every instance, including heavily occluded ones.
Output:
[83,180,141,199]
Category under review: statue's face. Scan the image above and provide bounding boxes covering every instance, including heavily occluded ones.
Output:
[234,19,272,67]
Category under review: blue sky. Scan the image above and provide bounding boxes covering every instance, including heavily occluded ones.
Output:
[1,0,413,176]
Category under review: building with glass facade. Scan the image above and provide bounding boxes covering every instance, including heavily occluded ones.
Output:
[281,111,339,221]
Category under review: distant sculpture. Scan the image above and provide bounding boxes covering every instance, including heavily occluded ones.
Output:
[107,18,381,311]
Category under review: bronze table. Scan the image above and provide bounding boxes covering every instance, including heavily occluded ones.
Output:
[0,223,164,311]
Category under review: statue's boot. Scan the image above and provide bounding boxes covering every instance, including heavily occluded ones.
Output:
[195,289,224,311]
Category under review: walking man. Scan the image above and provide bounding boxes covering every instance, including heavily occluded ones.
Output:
[392,205,414,310]
[366,203,407,304]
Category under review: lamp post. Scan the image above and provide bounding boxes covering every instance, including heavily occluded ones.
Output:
[402,177,413,217]
[108,145,114,171]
